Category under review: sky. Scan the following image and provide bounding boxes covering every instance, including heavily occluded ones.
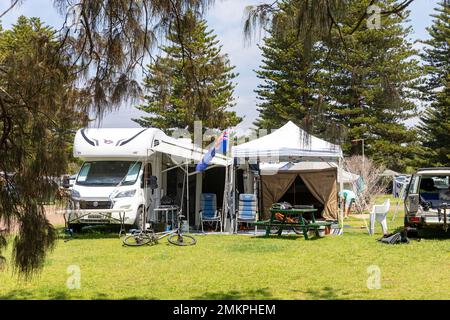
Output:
[0,0,440,130]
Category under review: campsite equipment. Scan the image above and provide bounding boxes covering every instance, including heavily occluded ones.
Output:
[154,205,179,229]
[378,231,410,244]
[259,167,339,221]
[369,199,390,235]
[181,220,189,232]
[160,195,175,205]
[122,209,196,247]
[272,202,293,210]
[123,168,196,247]
[392,182,408,221]
[199,193,222,232]
[269,204,315,235]
[252,207,333,240]
[232,121,346,233]
[235,194,258,234]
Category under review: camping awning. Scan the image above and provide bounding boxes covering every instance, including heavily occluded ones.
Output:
[233,121,343,161]
[151,137,230,167]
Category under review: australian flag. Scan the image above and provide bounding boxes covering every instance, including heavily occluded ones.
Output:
[196,130,229,172]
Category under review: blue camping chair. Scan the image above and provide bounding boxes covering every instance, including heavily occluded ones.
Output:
[236,194,258,234]
[199,193,222,232]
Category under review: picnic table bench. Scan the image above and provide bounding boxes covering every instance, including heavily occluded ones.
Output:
[252,208,333,240]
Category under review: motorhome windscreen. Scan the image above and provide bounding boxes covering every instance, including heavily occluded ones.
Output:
[76,161,142,186]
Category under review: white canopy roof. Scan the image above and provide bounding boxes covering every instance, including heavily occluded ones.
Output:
[151,136,230,167]
[259,161,359,184]
[233,121,343,161]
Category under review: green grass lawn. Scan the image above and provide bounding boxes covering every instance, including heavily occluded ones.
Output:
[1,195,449,300]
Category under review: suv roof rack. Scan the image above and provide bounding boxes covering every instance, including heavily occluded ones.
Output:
[418,167,450,171]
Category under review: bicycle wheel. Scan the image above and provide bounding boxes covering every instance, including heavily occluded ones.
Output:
[167,233,197,246]
[122,233,153,246]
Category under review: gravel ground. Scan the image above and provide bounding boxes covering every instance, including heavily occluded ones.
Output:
[0,204,65,233]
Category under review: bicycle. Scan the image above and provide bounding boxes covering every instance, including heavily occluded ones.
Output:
[122,210,196,247]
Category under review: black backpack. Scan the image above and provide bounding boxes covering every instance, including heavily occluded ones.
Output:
[378,230,410,244]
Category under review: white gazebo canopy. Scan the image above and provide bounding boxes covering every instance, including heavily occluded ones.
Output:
[232,121,343,161]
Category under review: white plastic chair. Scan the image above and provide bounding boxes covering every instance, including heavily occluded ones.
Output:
[369,199,390,235]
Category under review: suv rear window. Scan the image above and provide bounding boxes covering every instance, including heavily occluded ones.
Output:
[419,175,450,207]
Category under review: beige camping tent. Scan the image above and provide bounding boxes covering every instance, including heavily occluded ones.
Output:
[260,167,338,220]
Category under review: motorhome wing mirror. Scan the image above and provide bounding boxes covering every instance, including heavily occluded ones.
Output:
[62,176,70,189]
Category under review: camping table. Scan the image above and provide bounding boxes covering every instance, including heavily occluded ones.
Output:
[266,208,318,239]
[154,205,179,228]
[62,208,129,237]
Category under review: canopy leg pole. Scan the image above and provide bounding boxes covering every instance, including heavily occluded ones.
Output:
[230,164,235,233]
[186,162,190,233]
[195,172,202,228]
[338,157,345,234]
[222,163,228,233]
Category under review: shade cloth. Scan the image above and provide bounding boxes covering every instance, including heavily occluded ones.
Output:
[260,167,338,220]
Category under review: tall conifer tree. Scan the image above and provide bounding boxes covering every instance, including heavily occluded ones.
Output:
[419,1,450,166]
[134,11,241,132]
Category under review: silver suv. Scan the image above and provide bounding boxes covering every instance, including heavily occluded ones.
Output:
[404,168,450,236]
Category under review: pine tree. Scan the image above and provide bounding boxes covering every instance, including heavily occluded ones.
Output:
[0,17,87,275]
[254,2,329,135]
[419,1,450,166]
[325,0,423,172]
[134,11,241,132]
[254,0,423,170]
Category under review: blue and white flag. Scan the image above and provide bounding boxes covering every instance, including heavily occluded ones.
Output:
[196,130,229,172]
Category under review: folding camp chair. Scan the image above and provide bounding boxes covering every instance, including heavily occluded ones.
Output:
[199,193,222,232]
[369,199,390,235]
[236,194,258,234]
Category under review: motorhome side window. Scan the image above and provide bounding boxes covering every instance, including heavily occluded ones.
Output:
[76,161,142,186]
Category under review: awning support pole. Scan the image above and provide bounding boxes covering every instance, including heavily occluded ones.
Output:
[195,172,202,228]
[338,156,345,234]
[186,162,190,233]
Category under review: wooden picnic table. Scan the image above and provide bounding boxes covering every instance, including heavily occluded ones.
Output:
[252,207,332,240]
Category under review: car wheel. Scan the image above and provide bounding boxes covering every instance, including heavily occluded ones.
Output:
[68,224,82,233]
[406,228,419,238]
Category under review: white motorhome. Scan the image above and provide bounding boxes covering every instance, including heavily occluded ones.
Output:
[68,127,230,231]
[68,128,168,230]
